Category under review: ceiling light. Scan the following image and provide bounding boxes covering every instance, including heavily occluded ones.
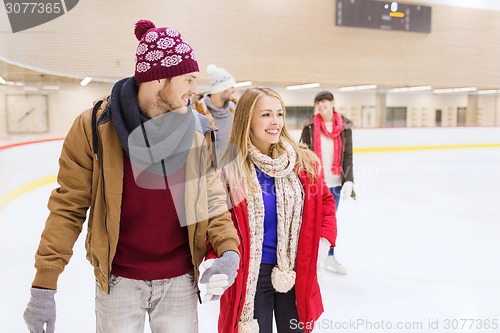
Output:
[338,84,377,92]
[234,81,252,88]
[4,81,21,86]
[286,82,320,91]
[477,89,500,95]
[23,86,39,91]
[80,76,92,86]
[433,87,477,94]
[388,86,432,93]
[0,76,6,84]
[42,85,60,90]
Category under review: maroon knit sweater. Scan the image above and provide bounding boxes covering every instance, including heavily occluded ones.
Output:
[111,153,193,280]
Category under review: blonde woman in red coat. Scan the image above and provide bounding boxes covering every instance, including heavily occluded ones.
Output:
[217,87,338,333]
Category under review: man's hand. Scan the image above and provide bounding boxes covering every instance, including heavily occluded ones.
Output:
[200,250,239,302]
[24,288,56,333]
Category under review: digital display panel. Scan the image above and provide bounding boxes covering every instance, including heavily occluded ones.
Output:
[336,0,432,33]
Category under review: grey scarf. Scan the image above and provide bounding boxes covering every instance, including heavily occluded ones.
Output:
[203,94,233,155]
[110,77,195,183]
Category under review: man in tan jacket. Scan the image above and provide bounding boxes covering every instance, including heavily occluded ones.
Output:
[23,19,239,333]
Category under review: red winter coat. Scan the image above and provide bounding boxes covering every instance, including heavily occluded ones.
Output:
[218,170,337,333]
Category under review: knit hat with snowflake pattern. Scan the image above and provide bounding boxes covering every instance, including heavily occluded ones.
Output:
[206,64,236,94]
[134,19,199,83]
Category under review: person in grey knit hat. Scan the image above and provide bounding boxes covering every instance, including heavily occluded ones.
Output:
[23,19,239,333]
[193,64,237,156]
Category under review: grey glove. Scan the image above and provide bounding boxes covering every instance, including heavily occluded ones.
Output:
[23,288,56,333]
[200,250,239,301]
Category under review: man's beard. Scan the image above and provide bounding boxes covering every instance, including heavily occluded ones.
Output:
[158,87,184,112]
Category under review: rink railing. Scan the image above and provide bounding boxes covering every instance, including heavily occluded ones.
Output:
[2,127,500,211]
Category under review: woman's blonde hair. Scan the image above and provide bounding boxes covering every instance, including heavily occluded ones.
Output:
[220,87,320,197]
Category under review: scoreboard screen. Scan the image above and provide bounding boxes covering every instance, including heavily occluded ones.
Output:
[336,0,432,33]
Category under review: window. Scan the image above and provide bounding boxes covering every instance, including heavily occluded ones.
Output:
[385,107,407,127]
[285,106,314,129]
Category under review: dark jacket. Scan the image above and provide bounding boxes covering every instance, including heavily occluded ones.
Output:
[299,114,355,198]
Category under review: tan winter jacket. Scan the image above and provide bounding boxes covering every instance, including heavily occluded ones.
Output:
[32,98,239,294]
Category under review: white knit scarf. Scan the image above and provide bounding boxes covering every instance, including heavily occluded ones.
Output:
[238,139,304,333]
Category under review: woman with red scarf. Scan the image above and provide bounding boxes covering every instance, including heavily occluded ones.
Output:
[300,90,355,275]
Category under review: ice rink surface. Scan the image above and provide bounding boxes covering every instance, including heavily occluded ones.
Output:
[1,137,500,332]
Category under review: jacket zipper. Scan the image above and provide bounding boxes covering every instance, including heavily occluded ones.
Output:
[95,118,111,292]
[194,129,220,304]
[193,129,208,304]
[159,156,203,304]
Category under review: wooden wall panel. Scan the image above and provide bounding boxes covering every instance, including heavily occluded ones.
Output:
[0,0,499,89]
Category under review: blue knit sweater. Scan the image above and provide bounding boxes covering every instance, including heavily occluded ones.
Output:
[255,165,278,265]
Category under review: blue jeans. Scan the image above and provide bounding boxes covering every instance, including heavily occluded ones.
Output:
[328,186,342,256]
[95,272,198,333]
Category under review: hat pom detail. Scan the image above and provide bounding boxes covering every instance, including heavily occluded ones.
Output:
[206,64,217,75]
[134,19,155,40]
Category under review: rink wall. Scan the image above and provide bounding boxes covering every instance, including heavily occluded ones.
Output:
[0,139,62,210]
[1,127,500,211]
[289,127,500,151]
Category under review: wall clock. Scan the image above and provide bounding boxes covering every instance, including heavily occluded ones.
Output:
[6,94,49,133]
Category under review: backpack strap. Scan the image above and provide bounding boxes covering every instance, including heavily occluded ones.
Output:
[210,130,218,170]
[92,100,104,160]
[191,104,218,170]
